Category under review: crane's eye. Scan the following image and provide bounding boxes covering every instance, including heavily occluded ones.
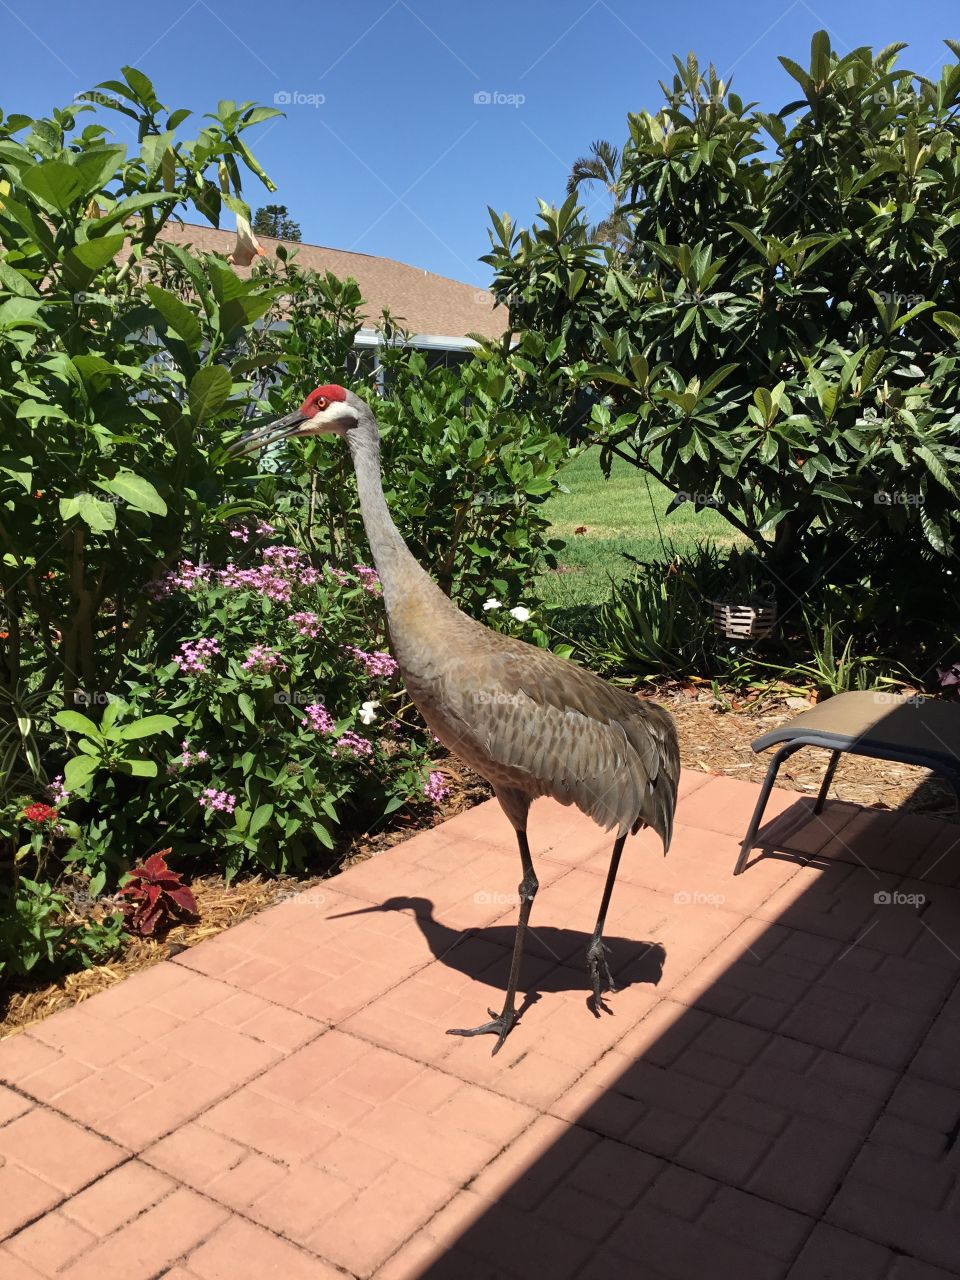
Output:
[314,397,328,412]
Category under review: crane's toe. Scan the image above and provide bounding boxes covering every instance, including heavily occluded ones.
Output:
[586,940,618,1016]
[447,1007,519,1055]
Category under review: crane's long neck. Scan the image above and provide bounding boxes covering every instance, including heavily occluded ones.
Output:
[346,418,454,618]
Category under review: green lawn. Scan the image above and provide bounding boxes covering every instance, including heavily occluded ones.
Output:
[534,448,742,609]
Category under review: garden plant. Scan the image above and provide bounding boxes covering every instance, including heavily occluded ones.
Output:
[0,69,568,979]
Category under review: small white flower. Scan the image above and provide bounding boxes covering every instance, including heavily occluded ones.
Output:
[358,699,380,725]
[509,606,531,622]
[483,597,502,612]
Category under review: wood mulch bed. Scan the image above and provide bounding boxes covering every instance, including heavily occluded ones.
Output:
[3,683,954,1038]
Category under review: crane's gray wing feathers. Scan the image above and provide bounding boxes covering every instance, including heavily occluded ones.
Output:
[440,647,679,848]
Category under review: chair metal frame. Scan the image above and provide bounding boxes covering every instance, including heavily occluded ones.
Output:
[734,730,960,876]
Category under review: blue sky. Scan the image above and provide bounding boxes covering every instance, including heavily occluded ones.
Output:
[3,0,957,285]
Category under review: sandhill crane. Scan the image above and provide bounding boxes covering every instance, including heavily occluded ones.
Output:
[231,385,680,1053]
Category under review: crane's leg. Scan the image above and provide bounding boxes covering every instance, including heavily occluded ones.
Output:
[447,830,538,1055]
[586,833,626,1014]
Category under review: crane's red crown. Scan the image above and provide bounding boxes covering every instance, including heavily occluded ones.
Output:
[300,385,348,415]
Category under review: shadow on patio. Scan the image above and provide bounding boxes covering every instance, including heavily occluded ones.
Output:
[404,788,960,1280]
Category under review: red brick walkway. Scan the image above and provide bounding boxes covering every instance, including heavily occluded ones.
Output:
[2,771,960,1278]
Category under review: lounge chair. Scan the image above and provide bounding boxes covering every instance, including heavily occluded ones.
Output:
[734,690,960,874]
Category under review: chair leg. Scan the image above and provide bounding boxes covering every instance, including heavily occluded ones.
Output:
[814,750,842,815]
[734,744,801,876]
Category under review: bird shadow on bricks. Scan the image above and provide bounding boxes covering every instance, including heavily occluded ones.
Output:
[328,895,666,1001]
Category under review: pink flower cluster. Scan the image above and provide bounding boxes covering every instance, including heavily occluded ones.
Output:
[241,644,284,673]
[175,637,220,674]
[46,775,69,805]
[344,646,398,679]
[303,703,335,734]
[334,731,373,758]
[353,564,381,595]
[199,787,237,814]
[219,547,320,604]
[423,770,450,804]
[149,549,379,611]
[179,740,209,768]
[228,520,277,544]
[146,560,212,599]
[287,611,321,638]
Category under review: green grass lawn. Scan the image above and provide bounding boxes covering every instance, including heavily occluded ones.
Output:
[534,448,742,609]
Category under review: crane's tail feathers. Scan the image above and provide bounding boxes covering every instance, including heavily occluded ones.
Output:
[633,772,677,854]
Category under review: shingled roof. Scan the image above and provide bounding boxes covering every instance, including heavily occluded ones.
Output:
[157,222,506,342]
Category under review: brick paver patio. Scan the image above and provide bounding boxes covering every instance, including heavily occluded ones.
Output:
[2,770,960,1278]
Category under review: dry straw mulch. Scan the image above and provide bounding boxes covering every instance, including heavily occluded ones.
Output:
[4,684,954,1038]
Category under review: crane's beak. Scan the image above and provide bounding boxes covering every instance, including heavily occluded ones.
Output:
[326,904,388,919]
[228,408,307,457]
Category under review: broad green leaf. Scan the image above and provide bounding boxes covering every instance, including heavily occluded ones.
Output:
[728,221,766,255]
[0,297,44,330]
[100,699,122,733]
[62,233,126,289]
[778,56,813,93]
[915,445,957,495]
[54,710,101,737]
[189,365,232,421]
[122,65,160,109]
[98,472,167,516]
[95,191,179,230]
[0,452,32,490]
[933,311,960,342]
[220,291,276,338]
[0,257,39,297]
[144,283,202,349]
[116,759,157,777]
[583,364,633,388]
[64,755,98,790]
[810,29,831,84]
[115,714,179,740]
[249,803,274,835]
[70,145,127,197]
[75,492,117,534]
[21,161,85,212]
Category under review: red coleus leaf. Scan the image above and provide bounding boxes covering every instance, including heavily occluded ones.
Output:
[119,849,198,939]
[134,900,164,937]
[139,852,172,880]
[166,885,199,916]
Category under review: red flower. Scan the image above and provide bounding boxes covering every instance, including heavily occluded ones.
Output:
[22,802,57,825]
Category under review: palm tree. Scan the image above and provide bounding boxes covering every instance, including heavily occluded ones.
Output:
[566,139,631,253]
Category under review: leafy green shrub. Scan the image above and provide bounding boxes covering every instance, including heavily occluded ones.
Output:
[0,876,123,978]
[481,32,960,654]
[0,70,571,979]
[594,544,723,676]
[121,547,434,877]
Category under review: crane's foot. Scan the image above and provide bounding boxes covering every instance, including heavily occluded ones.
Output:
[447,1007,519,1056]
[586,939,618,1015]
